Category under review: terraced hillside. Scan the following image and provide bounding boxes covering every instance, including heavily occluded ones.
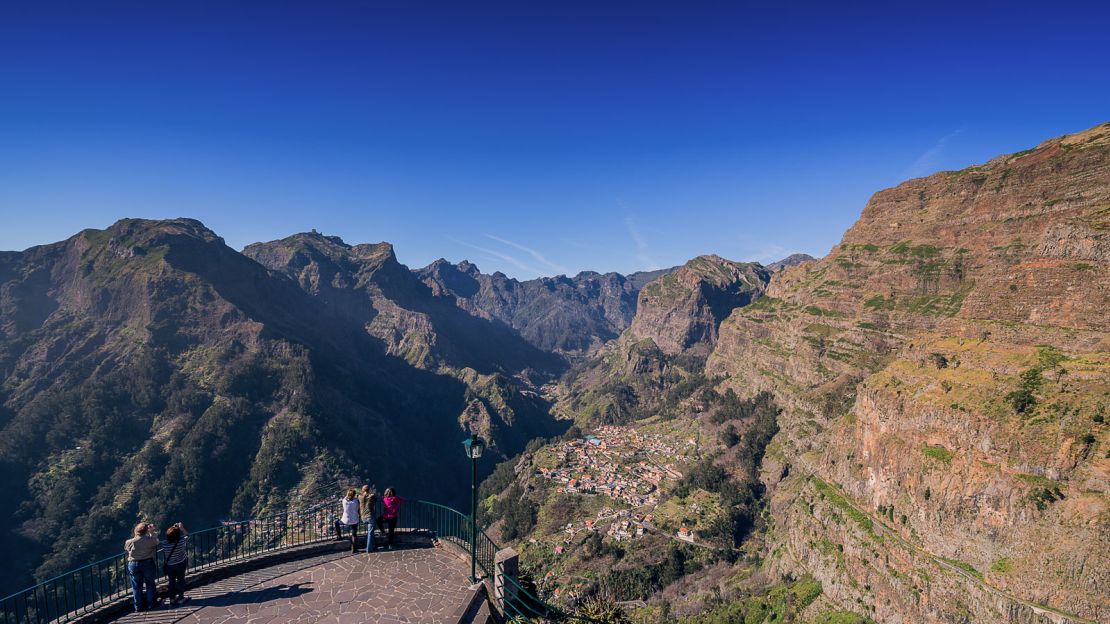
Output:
[707,122,1110,623]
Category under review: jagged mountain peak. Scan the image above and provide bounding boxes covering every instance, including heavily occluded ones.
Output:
[677,254,767,286]
[283,230,352,249]
[766,253,815,272]
[416,258,679,354]
[629,254,768,355]
[244,232,399,272]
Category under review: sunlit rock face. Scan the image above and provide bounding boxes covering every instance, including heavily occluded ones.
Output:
[706,122,1110,623]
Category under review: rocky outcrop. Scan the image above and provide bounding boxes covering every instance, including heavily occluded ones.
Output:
[557,255,769,425]
[628,255,768,356]
[767,253,816,273]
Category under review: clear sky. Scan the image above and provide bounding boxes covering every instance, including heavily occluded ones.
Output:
[2,1,1109,278]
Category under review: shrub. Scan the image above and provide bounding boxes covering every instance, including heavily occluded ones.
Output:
[1006,368,1043,414]
[719,423,740,447]
[1029,485,1064,511]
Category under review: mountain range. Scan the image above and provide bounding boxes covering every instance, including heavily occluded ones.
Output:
[0,216,678,595]
[1,121,1107,624]
[479,122,1110,623]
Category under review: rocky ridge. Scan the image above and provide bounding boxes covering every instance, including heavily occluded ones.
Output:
[417,258,674,355]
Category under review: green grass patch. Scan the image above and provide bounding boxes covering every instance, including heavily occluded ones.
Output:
[811,477,874,536]
[889,241,942,258]
[804,304,848,318]
[680,576,822,624]
[811,612,878,624]
[863,294,892,310]
[940,557,983,581]
[746,296,781,311]
[841,243,880,253]
[921,445,954,465]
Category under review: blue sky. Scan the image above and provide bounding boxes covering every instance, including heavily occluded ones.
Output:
[2,1,1109,278]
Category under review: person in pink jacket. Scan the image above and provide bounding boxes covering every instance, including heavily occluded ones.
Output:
[374,488,404,550]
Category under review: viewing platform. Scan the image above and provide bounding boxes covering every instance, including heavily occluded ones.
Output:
[1,499,552,624]
[110,535,489,624]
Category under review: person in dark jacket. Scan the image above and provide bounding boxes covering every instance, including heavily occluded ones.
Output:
[161,523,189,606]
[357,485,378,552]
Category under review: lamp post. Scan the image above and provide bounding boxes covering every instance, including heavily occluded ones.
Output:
[461,432,485,583]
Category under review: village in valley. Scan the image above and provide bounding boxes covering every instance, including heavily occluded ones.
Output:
[533,422,704,545]
[514,417,728,602]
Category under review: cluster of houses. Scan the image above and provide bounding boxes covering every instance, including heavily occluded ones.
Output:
[534,425,707,549]
[537,425,686,508]
[530,426,710,600]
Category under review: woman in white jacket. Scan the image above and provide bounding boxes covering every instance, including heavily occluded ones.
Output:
[334,488,361,552]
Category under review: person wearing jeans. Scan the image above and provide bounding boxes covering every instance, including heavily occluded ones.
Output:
[357,485,378,553]
[124,523,159,612]
[375,488,404,550]
[161,523,190,606]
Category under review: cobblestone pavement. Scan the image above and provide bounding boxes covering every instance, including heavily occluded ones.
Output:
[114,540,474,624]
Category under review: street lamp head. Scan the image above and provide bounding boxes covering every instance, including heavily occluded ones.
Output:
[462,433,485,459]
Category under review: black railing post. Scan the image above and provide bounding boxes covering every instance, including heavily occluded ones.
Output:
[470,454,478,583]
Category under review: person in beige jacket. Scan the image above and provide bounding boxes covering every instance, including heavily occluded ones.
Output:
[124,522,160,612]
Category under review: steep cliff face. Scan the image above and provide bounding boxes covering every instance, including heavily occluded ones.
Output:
[417,259,674,354]
[629,255,769,356]
[707,122,1110,623]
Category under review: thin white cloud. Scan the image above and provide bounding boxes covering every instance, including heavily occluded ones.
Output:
[622,211,661,271]
[747,243,791,265]
[482,233,569,275]
[731,233,792,265]
[447,236,546,277]
[904,128,965,179]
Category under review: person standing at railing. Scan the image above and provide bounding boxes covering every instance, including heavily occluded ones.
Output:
[161,523,190,606]
[375,487,404,550]
[334,488,361,553]
[357,485,377,552]
[124,522,159,612]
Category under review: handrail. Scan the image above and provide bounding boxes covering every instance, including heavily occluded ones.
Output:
[0,495,596,623]
[0,494,341,624]
[399,501,601,623]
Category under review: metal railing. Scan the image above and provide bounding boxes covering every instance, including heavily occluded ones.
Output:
[0,491,342,624]
[1,494,594,624]
[389,500,596,623]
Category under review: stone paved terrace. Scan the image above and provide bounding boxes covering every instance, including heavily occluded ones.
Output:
[109,537,483,624]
